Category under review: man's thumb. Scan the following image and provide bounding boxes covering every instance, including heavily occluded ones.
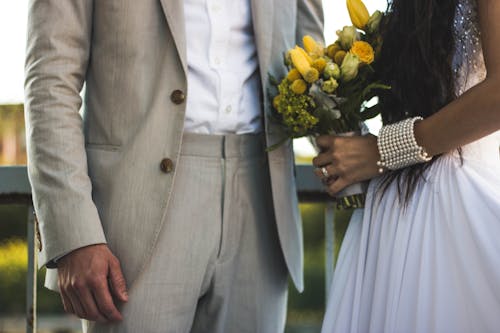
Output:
[108,259,128,302]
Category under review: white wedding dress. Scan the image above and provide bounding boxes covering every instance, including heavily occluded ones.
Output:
[321,1,500,332]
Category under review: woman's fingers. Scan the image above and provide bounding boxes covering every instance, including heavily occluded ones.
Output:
[313,136,342,167]
[315,135,334,151]
[312,154,332,168]
[327,177,349,196]
[314,164,339,180]
[313,164,348,195]
[313,134,381,190]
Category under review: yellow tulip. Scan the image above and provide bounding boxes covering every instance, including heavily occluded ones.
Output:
[289,47,319,83]
[287,68,302,82]
[303,35,325,58]
[346,0,370,30]
[295,46,314,65]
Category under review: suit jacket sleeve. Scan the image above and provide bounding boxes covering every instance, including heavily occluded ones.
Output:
[296,0,325,45]
[24,0,106,268]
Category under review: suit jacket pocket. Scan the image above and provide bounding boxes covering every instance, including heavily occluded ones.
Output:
[85,142,122,152]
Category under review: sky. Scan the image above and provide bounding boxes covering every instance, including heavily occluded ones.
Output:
[0,0,387,104]
[0,0,28,104]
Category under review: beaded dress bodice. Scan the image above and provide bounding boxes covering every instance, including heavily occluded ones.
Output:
[452,0,499,168]
[453,0,486,94]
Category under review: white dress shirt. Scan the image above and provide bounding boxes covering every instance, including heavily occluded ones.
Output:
[183,0,263,134]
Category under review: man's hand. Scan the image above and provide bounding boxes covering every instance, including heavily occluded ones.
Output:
[57,244,128,323]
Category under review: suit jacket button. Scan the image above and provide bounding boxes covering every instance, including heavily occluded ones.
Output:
[170,90,185,105]
[160,158,174,174]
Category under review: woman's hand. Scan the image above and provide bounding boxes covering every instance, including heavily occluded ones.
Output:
[312,134,381,196]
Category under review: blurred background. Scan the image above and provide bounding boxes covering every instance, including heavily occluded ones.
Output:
[0,1,386,332]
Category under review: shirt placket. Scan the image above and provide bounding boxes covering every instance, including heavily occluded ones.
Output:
[207,0,238,133]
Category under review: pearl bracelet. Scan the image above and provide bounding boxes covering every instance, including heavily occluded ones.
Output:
[376,117,432,173]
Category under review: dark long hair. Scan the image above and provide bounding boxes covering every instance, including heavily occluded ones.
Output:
[376,0,459,202]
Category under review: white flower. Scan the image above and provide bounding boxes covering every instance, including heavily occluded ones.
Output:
[336,26,359,49]
[341,53,361,82]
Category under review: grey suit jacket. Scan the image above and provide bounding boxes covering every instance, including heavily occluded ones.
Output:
[25,0,324,292]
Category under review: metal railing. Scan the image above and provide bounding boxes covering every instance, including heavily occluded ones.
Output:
[0,165,337,333]
[0,166,36,332]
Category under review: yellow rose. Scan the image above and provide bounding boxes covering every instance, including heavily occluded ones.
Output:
[341,53,361,82]
[350,41,374,64]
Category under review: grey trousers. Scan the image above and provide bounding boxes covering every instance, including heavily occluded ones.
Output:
[85,133,289,333]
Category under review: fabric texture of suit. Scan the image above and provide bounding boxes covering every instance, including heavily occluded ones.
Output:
[25,0,324,293]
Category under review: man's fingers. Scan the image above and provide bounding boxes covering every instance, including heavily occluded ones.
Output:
[92,278,123,322]
[60,291,75,314]
[66,288,87,319]
[75,285,108,322]
[56,245,126,322]
[108,259,128,302]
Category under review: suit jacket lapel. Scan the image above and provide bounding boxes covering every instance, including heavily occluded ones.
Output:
[251,0,275,84]
[159,0,187,74]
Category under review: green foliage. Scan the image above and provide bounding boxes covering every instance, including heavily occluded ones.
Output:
[0,238,64,314]
[0,238,27,313]
[287,204,353,327]
[0,205,27,240]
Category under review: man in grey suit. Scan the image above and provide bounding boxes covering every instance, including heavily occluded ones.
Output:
[25,0,323,331]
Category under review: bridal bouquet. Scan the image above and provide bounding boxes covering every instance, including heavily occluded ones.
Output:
[269,0,389,209]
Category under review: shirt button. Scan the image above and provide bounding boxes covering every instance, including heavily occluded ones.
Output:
[170,90,185,105]
[214,57,221,65]
[225,105,232,113]
[160,158,174,174]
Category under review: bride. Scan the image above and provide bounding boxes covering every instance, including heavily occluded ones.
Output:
[313,0,500,332]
